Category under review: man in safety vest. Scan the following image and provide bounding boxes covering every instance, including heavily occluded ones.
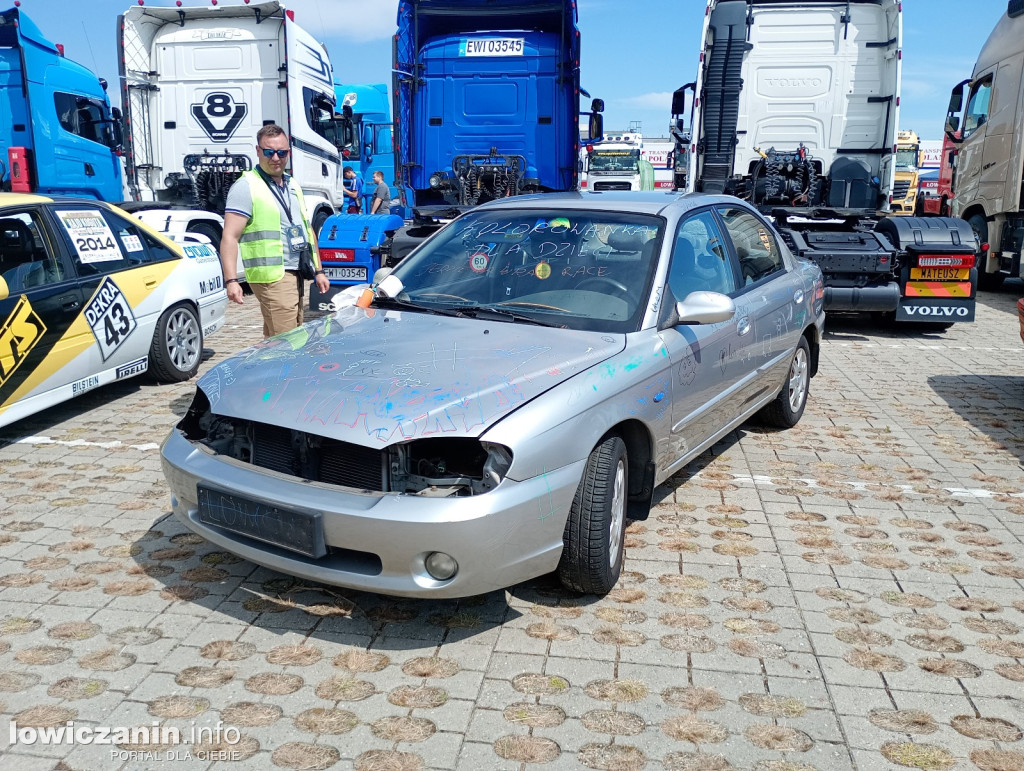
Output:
[220,124,330,337]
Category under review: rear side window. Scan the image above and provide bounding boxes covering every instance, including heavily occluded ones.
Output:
[51,207,157,276]
[717,206,784,286]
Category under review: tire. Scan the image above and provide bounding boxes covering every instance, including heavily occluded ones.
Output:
[557,436,628,595]
[969,213,1004,290]
[149,303,202,383]
[187,221,221,254]
[312,209,329,238]
[760,336,810,428]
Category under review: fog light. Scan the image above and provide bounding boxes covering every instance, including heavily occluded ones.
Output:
[424,552,458,581]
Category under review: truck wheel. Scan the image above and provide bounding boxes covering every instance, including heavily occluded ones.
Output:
[557,436,628,595]
[760,336,810,428]
[312,210,329,237]
[149,303,202,383]
[187,222,221,254]
[969,214,1004,290]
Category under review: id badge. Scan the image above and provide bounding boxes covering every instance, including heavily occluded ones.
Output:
[287,224,307,250]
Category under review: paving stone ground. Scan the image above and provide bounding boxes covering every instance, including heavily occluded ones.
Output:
[0,283,1022,771]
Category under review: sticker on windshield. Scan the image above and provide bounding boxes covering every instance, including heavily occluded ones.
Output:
[120,234,144,253]
[56,210,122,264]
[535,262,552,280]
[469,253,490,273]
[459,38,525,57]
[548,217,571,232]
[84,277,138,361]
[757,228,773,252]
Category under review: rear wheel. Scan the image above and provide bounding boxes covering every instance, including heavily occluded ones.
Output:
[149,303,202,383]
[760,336,810,428]
[187,221,221,253]
[558,436,628,595]
[969,213,1004,290]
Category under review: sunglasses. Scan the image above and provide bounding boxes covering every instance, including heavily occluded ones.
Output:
[259,147,290,159]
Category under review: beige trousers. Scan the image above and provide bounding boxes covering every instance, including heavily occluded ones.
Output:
[250,272,304,338]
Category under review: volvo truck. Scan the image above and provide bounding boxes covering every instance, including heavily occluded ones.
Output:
[119,1,346,242]
[672,0,976,326]
[583,133,654,192]
[944,0,1024,290]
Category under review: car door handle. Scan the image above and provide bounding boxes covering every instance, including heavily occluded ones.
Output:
[84,163,95,177]
[59,294,81,312]
[793,290,804,304]
[144,275,157,288]
[737,316,751,336]
[983,162,996,170]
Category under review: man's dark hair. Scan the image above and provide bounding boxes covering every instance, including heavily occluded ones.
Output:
[256,124,287,145]
[343,166,354,174]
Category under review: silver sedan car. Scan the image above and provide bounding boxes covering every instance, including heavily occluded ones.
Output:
[162,192,825,598]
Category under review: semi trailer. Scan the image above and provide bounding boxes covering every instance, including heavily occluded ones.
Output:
[672,0,976,325]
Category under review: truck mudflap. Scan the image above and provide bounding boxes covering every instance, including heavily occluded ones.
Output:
[875,216,977,324]
[311,213,404,310]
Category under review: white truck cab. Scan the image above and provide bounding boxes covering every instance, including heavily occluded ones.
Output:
[585,133,645,191]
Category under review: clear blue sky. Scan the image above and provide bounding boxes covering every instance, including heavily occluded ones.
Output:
[22,0,1011,141]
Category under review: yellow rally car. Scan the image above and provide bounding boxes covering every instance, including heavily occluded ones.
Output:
[0,194,227,428]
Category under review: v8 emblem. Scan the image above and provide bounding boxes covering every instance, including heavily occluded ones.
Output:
[191,92,248,143]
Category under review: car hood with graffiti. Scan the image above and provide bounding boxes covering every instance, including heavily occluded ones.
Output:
[196,308,625,447]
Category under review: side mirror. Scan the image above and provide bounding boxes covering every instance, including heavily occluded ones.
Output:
[672,83,695,116]
[675,291,736,325]
[362,124,374,159]
[588,113,604,143]
[947,85,964,114]
[0,277,8,301]
[590,98,605,113]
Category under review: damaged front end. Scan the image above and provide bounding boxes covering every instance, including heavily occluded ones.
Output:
[177,389,513,498]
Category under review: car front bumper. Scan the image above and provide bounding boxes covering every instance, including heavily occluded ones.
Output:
[160,428,584,598]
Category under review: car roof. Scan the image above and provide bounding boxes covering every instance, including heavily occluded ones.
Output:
[0,193,54,207]
[474,191,748,217]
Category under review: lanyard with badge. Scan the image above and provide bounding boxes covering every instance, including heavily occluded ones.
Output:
[257,168,307,252]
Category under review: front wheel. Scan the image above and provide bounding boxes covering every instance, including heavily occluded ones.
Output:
[558,436,628,595]
[969,213,1004,291]
[149,303,202,383]
[760,336,810,428]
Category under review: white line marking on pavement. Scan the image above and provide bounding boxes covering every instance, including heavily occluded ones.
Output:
[697,472,1023,500]
[12,435,160,451]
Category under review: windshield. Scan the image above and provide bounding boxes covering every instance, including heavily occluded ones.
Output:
[589,151,640,173]
[895,148,919,171]
[387,208,665,333]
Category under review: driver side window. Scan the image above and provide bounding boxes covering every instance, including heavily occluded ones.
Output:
[963,76,993,139]
[667,211,736,300]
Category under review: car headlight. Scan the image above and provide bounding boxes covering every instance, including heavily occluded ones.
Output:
[389,438,513,496]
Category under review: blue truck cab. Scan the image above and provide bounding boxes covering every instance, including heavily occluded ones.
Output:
[0,7,122,200]
[394,0,601,214]
[332,83,396,215]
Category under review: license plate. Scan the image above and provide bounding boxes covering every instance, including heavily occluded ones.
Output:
[197,486,326,558]
[460,37,525,56]
[324,266,366,281]
[910,268,970,280]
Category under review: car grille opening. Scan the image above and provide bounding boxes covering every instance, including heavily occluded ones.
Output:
[892,180,911,199]
[215,418,388,492]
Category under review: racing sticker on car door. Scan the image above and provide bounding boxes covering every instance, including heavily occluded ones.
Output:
[0,296,47,388]
[84,277,138,360]
[55,210,123,264]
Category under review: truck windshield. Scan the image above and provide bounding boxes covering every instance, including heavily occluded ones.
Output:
[589,151,640,173]
[387,208,665,333]
[895,148,919,170]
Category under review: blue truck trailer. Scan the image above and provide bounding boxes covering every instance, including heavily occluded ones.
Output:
[313,0,604,308]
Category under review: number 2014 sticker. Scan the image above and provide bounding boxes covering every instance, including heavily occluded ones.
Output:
[56,210,122,264]
[84,277,138,361]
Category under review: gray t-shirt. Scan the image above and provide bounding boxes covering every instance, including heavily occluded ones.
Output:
[372,181,392,213]
[225,172,306,270]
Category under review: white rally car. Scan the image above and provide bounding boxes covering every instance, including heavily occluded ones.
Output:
[0,193,227,428]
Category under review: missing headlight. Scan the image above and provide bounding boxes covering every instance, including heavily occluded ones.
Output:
[390,438,513,496]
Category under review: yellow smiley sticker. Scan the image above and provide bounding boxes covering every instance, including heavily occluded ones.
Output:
[535,261,552,280]
[548,217,571,232]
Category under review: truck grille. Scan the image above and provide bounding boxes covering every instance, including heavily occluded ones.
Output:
[249,421,387,491]
[892,180,911,199]
[593,181,633,191]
